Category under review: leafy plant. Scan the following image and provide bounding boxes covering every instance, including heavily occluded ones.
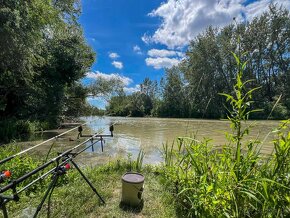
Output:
[161,53,290,217]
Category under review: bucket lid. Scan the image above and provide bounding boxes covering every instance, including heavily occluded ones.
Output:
[122,172,144,184]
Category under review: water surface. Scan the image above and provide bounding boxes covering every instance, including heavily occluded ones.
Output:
[17,117,280,166]
[74,116,280,166]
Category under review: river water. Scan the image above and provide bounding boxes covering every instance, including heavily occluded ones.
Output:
[69,116,280,166]
[20,116,281,166]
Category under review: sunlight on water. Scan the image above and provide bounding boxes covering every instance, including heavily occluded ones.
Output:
[20,116,280,166]
[75,116,280,165]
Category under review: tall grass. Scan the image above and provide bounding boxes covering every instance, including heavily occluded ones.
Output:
[0,119,50,143]
[161,54,290,217]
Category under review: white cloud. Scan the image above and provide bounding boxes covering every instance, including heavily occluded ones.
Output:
[86,96,107,109]
[133,45,143,55]
[109,52,120,59]
[145,57,180,69]
[148,49,184,58]
[112,61,123,69]
[124,85,140,94]
[244,0,290,21]
[86,71,132,86]
[141,33,151,45]
[143,0,290,49]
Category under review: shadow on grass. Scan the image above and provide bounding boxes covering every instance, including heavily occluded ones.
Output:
[119,200,144,213]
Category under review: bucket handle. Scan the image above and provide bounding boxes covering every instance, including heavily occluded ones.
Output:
[137,187,144,199]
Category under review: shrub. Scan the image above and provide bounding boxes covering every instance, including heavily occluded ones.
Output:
[0,119,51,143]
[161,53,290,217]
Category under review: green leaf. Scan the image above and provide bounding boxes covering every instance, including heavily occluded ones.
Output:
[231,52,240,66]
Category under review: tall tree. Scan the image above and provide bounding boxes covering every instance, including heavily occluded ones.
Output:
[0,0,95,126]
[159,67,187,117]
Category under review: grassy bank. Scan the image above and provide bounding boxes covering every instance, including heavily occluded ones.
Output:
[2,158,176,218]
[160,54,290,217]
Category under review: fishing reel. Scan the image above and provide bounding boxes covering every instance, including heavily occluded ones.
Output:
[77,125,83,139]
[53,164,71,177]
[110,125,114,137]
[0,170,11,183]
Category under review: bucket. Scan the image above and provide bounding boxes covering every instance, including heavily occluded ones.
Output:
[121,172,144,207]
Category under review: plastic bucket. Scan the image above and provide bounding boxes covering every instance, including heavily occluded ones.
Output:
[121,172,144,207]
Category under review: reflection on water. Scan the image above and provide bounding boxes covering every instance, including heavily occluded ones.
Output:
[28,131,60,141]
[75,116,279,166]
[18,116,280,166]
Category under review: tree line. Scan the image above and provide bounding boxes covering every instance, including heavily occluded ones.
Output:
[107,5,290,119]
[0,3,289,142]
[0,0,97,141]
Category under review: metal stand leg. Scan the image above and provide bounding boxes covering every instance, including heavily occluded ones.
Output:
[0,198,8,218]
[47,178,58,218]
[70,160,105,204]
[100,137,103,152]
[33,174,59,218]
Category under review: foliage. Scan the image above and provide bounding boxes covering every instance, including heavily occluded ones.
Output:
[0,145,175,218]
[106,5,290,120]
[161,53,290,217]
[180,5,290,119]
[106,77,159,117]
[0,144,48,194]
[0,119,50,143]
[158,67,189,117]
[0,0,95,141]
[123,150,145,172]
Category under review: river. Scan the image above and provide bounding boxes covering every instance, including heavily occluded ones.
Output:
[72,116,280,166]
[22,116,280,166]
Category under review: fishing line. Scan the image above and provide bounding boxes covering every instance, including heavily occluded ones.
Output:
[0,119,97,166]
[16,138,101,195]
[0,119,118,194]
[0,130,103,193]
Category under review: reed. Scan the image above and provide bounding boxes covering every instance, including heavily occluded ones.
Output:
[161,53,290,217]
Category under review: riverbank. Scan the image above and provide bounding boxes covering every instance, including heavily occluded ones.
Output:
[1,117,281,167]
[5,160,177,218]
[1,118,289,217]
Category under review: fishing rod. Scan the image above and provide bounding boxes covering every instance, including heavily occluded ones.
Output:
[0,119,96,166]
[16,138,101,195]
[0,119,118,193]
[0,129,105,194]
[0,121,117,218]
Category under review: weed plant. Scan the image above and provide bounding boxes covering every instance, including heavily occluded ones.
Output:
[161,54,290,217]
[2,155,175,218]
[0,119,50,143]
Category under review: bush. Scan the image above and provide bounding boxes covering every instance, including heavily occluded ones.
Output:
[0,144,46,194]
[0,118,35,142]
[161,54,290,217]
[0,119,51,143]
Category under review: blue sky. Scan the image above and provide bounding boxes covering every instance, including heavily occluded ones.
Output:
[79,0,290,108]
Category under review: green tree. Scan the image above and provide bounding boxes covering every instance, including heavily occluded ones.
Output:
[0,0,95,135]
[159,67,187,117]
[180,5,290,119]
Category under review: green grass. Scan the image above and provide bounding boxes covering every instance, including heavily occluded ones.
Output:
[160,53,290,217]
[5,163,177,218]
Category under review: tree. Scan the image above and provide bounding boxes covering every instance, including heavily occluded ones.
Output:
[180,5,290,119]
[0,0,95,127]
[159,67,187,117]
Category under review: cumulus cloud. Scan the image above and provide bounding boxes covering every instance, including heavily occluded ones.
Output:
[86,96,107,109]
[145,48,184,69]
[86,71,132,86]
[145,57,180,69]
[148,49,184,58]
[124,85,140,94]
[109,52,120,59]
[143,0,290,49]
[133,45,143,55]
[244,0,290,21]
[112,61,123,69]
